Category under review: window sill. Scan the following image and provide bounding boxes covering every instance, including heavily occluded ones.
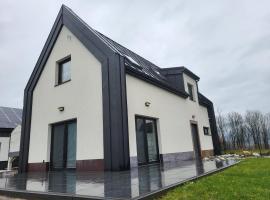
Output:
[55,79,71,87]
[204,134,212,136]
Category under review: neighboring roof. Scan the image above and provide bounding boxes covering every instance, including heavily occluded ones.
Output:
[0,107,22,129]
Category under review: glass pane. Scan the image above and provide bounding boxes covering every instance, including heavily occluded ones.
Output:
[67,122,77,168]
[52,124,65,169]
[145,119,158,162]
[136,118,147,164]
[61,60,71,82]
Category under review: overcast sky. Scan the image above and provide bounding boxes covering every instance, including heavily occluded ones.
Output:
[0,0,269,114]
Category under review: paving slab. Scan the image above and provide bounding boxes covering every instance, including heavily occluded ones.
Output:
[0,159,238,199]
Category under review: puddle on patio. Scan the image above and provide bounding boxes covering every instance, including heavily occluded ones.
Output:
[0,159,237,199]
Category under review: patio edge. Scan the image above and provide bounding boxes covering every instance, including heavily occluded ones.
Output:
[133,160,241,200]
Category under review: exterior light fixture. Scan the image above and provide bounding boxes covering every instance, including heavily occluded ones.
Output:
[145,101,151,107]
[58,107,64,112]
[192,115,196,119]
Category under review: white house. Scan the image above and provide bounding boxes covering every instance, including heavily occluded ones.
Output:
[19,5,221,173]
[7,125,21,169]
[0,107,22,170]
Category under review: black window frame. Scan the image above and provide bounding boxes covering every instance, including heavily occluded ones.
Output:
[203,126,210,136]
[187,83,195,101]
[56,56,71,86]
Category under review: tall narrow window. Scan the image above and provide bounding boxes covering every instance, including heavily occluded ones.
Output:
[58,56,71,85]
[187,83,194,101]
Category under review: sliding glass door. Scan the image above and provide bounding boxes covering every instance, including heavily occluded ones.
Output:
[51,120,77,170]
[135,116,159,165]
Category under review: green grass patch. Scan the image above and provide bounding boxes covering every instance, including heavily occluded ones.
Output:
[158,158,270,200]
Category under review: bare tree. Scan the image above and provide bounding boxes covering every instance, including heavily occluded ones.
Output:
[266,113,270,142]
[216,110,227,151]
[261,113,270,149]
[245,111,263,154]
[227,112,246,150]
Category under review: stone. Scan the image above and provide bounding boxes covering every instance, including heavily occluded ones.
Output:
[243,151,251,156]
[252,153,260,157]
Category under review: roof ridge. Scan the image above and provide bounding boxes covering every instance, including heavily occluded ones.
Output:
[63,5,121,54]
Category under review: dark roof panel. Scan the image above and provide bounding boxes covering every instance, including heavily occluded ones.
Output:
[198,93,213,107]
[94,31,169,83]
[0,107,22,129]
[162,67,200,81]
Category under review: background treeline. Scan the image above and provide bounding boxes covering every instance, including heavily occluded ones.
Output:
[216,110,270,154]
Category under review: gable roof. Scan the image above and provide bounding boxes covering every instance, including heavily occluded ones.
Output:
[63,5,189,97]
[0,107,22,129]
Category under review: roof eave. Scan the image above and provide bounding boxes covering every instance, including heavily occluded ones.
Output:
[162,67,200,81]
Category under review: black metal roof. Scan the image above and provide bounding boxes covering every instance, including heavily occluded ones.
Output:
[198,93,213,107]
[95,31,169,82]
[0,107,22,129]
[65,6,195,97]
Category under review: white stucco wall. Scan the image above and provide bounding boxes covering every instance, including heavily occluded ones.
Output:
[0,137,10,162]
[126,73,213,158]
[28,26,103,163]
[9,125,21,154]
[182,73,213,150]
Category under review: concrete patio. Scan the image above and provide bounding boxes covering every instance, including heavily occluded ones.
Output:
[0,159,238,200]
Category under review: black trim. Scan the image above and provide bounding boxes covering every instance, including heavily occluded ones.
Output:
[19,5,130,172]
[0,128,12,137]
[56,54,71,64]
[203,127,210,136]
[56,55,71,86]
[19,6,64,173]
[198,93,221,155]
[126,66,189,98]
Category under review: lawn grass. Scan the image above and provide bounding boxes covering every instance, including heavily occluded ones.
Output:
[158,158,270,200]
